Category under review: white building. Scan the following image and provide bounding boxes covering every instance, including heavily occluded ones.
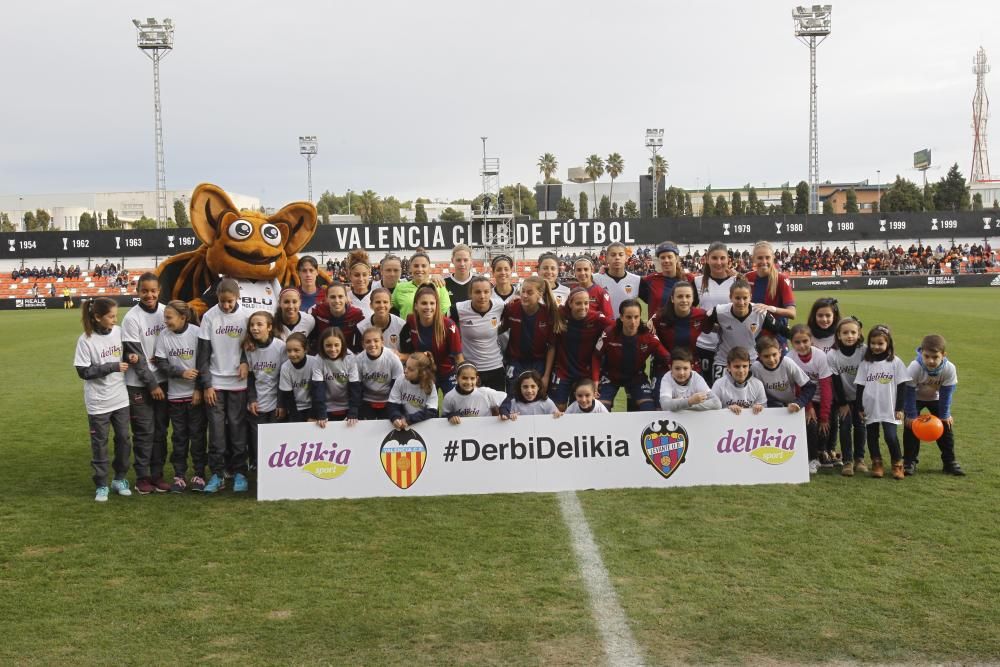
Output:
[0,188,260,231]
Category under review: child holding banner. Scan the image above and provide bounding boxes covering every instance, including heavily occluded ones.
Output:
[711,347,766,415]
[499,370,562,420]
[388,352,438,430]
[442,363,508,424]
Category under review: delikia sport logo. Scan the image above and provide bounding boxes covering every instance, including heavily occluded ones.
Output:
[267,441,352,480]
[380,428,428,489]
[640,419,688,479]
[716,427,797,465]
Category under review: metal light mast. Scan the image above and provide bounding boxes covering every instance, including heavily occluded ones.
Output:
[793,5,832,215]
[971,47,991,183]
[133,18,174,227]
[299,136,318,202]
[477,137,514,261]
[645,128,664,218]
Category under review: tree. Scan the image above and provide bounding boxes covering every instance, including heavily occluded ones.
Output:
[684,192,694,216]
[173,199,190,227]
[923,183,935,212]
[78,212,96,231]
[972,192,983,210]
[611,202,619,218]
[664,186,680,217]
[871,201,879,214]
[994,199,999,211]
[439,207,465,222]
[934,163,970,211]
[822,199,834,214]
[715,194,730,216]
[356,189,383,224]
[780,189,795,214]
[0,212,14,232]
[731,191,744,216]
[579,192,588,220]
[675,188,687,216]
[623,200,639,218]
[23,211,35,230]
[795,181,810,214]
[556,196,576,220]
[130,216,158,229]
[414,202,428,223]
[747,187,761,215]
[538,153,558,218]
[584,154,604,217]
[106,208,121,230]
[599,195,611,219]
[880,175,923,212]
[382,196,402,224]
[500,183,537,218]
[702,188,715,217]
[606,152,624,212]
[316,200,330,224]
[845,188,859,214]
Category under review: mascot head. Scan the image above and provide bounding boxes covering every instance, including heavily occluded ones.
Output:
[191,183,316,281]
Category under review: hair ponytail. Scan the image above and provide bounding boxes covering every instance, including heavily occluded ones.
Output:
[81,297,116,337]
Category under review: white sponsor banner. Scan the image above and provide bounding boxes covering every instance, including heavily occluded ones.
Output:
[257,409,808,501]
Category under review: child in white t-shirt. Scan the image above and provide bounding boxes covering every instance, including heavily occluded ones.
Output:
[564,379,609,414]
[710,347,766,415]
[74,297,133,502]
[659,348,721,412]
[854,324,910,480]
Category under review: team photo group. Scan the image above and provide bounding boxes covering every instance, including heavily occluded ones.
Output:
[74,237,963,502]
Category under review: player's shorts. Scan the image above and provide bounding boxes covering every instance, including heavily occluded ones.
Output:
[548,375,580,406]
[598,374,655,407]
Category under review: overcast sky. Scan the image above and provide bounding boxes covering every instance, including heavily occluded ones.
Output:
[2,0,998,207]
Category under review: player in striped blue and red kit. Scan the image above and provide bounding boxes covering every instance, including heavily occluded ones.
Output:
[499,276,563,394]
[593,299,670,412]
[550,287,608,410]
[639,241,697,315]
[649,281,706,394]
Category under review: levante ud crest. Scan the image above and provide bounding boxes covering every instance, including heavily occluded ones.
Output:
[380,428,428,490]
[641,419,689,479]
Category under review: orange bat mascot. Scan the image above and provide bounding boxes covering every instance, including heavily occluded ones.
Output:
[156,183,324,318]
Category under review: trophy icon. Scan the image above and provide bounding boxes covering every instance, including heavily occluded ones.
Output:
[931,219,938,231]
[62,237,68,251]
[167,236,175,248]
[774,222,782,235]
[985,217,993,230]
[879,220,886,232]
[828,221,833,233]
[723,223,730,236]
[115,236,121,250]
[8,239,14,252]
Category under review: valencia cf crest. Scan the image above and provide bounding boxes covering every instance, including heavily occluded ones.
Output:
[380,428,427,489]
[390,334,399,345]
[491,317,498,328]
[750,323,759,334]
[625,285,633,294]
[641,419,689,480]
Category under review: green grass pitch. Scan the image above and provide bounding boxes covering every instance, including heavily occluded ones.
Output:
[1,288,998,665]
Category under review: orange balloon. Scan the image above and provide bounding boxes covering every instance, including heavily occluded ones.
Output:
[911,414,944,441]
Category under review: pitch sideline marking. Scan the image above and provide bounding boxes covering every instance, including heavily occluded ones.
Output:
[558,490,645,667]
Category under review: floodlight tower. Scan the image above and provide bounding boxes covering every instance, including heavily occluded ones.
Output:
[645,128,664,218]
[299,136,318,202]
[133,17,174,227]
[792,5,832,215]
[971,47,991,183]
[477,137,514,261]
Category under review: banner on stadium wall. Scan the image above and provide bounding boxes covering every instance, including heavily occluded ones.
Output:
[256,409,808,501]
[2,211,996,260]
[789,272,1000,291]
[0,295,137,310]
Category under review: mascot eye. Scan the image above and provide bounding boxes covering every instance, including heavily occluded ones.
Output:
[228,220,253,240]
[261,224,282,247]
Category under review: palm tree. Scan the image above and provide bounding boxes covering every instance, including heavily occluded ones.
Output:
[647,154,669,182]
[356,189,382,224]
[537,153,558,220]
[606,153,624,215]
[585,154,605,217]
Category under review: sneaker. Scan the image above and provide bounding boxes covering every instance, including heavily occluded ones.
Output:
[204,474,225,494]
[943,462,967,476]
[135,477,155,495]
[111,478,132,497]
[808,459,820,474]
[170,476,187,493]
[818,451,833,469]
[891,461,905,480]
[871,459,885,479]
[95,486,110,503]
[189,476,206,492]
[151,476,171,493]
[854,459,869,474]
[903,461,917,476]
[233,473,249,493]
[830,451,844,468]
[841,462,855,477]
